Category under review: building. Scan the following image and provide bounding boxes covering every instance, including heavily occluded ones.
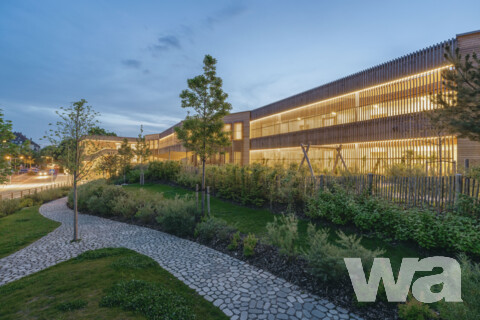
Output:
[90,30,480,175]
[12,132,41,152]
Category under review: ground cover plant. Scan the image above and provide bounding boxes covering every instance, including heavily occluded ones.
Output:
[0,248,228,320]
[0,206,60,258]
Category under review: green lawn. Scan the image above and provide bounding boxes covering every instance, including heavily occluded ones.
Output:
[0,206,61,259]
[126,183,424,272]
[0,248,228,320]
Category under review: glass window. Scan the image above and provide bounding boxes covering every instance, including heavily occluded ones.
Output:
[234,123,243,140]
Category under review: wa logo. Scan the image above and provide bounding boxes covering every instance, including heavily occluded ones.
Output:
[344,257,462,303]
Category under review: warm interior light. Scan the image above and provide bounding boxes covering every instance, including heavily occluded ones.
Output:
[250,65,452,123]
[331,112,336,115]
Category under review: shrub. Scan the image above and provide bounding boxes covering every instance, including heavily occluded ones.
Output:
[228,231,241,251]
[453,194,480,219]
[305,184,359,225]
[156,195,197,237]
[398,294,437,320]
[303,224,385,282]
[56,299,87,312]
[18,198,34,208]
[243,233,258,257]
[100,280,194,320]
[0,198,21,217]
[194,217,236,243]
[266,213,298,257]
[437,254,480,320]
[146,161,181,182]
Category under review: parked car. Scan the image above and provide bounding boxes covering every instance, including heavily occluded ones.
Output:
[19,168,28,174]
[38,170,48,176]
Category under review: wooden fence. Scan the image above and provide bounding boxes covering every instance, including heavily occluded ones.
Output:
[318,173,479,210]
[0,182,71,201]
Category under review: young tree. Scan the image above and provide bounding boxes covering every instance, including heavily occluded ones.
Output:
[47,99,99,241]
[117,138,133,184]
[96,153,118,178]
[135,125,151,185]
[429,46,480,142]
[175,54,232,215]
[0,109,15,183]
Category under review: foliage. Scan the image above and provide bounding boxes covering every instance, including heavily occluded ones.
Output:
[100,279,195,320]
[398,294,437,320]
[437,254,480,320]
[242,233,258,257]
[194,217,236,243]
[429,45,480,143]
[303,224,385,282]
[0,187,70,218]
[56,300,88,312]
[135,125,151,185]
[228,231,241,251]
[175,54,232,215]
[117,138,134,184]
[266,213,298,257]
[305,183,360,225]
[0,108,16,183]
[385,163,425,177]
[96,154,118,178]
[155,195,198,237]
[46,99,100,240]
[146,160,181,181]
[88,126,116,136]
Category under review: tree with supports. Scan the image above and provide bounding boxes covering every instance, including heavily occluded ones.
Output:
[47,99,99,241]
[175,54,232,216]
[135,125,150,185]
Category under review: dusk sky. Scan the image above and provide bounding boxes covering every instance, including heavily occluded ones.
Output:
[1,0,479,146]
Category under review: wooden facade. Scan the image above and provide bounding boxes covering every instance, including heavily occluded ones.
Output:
[88,30,480,174]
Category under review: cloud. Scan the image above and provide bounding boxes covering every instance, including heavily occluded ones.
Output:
[204,3,247,28]
[151,35,181,52]
[121,59,142,69]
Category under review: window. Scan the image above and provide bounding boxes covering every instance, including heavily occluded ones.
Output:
[224,124,232,140]
[234,152,242,165]
[234,122,243,140]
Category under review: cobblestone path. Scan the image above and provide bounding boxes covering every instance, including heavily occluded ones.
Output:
[0,198,363,320]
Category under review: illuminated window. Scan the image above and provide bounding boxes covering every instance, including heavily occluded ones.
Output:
[224,124,232,140]
[234,152,242,165]
[234,123,243,140]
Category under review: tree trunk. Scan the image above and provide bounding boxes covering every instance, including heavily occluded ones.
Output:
[73,171,79,241]
[202,159,206,216]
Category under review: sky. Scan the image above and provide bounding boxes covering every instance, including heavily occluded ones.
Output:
[1,0,479,146]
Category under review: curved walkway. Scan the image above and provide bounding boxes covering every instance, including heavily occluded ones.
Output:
[0,198,363,320]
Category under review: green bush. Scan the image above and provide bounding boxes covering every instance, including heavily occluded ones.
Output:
[243,233,258,257]
[100,279,194,320]
[228,231,241,251]
[266,213,298,257]
[146,161,181,182]
[398,294,437,320]
[194,217,236,243]
[156,195,197,237]
[437,254,480,320]
[0,198,21,217]
[305,184,360,225]
[303,224,385,282]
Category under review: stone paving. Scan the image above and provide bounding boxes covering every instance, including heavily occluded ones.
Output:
[0,198,363,320]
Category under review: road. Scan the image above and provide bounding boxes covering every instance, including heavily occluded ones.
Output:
[0,174,70,200]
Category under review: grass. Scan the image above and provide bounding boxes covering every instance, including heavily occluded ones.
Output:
[0,206,61,259]
[0,248,228,320]
[125,183,424,272]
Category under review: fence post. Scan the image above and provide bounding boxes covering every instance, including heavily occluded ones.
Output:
[20,191,23,198]
[207,186,211,217]
[455,173,463,206]
[319,174,324,191]
[465,159,469,172]
[367,173,373,195]
[11,192,13,199]
[195,184,199,211]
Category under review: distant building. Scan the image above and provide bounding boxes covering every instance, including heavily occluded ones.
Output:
[12,132,41,152]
